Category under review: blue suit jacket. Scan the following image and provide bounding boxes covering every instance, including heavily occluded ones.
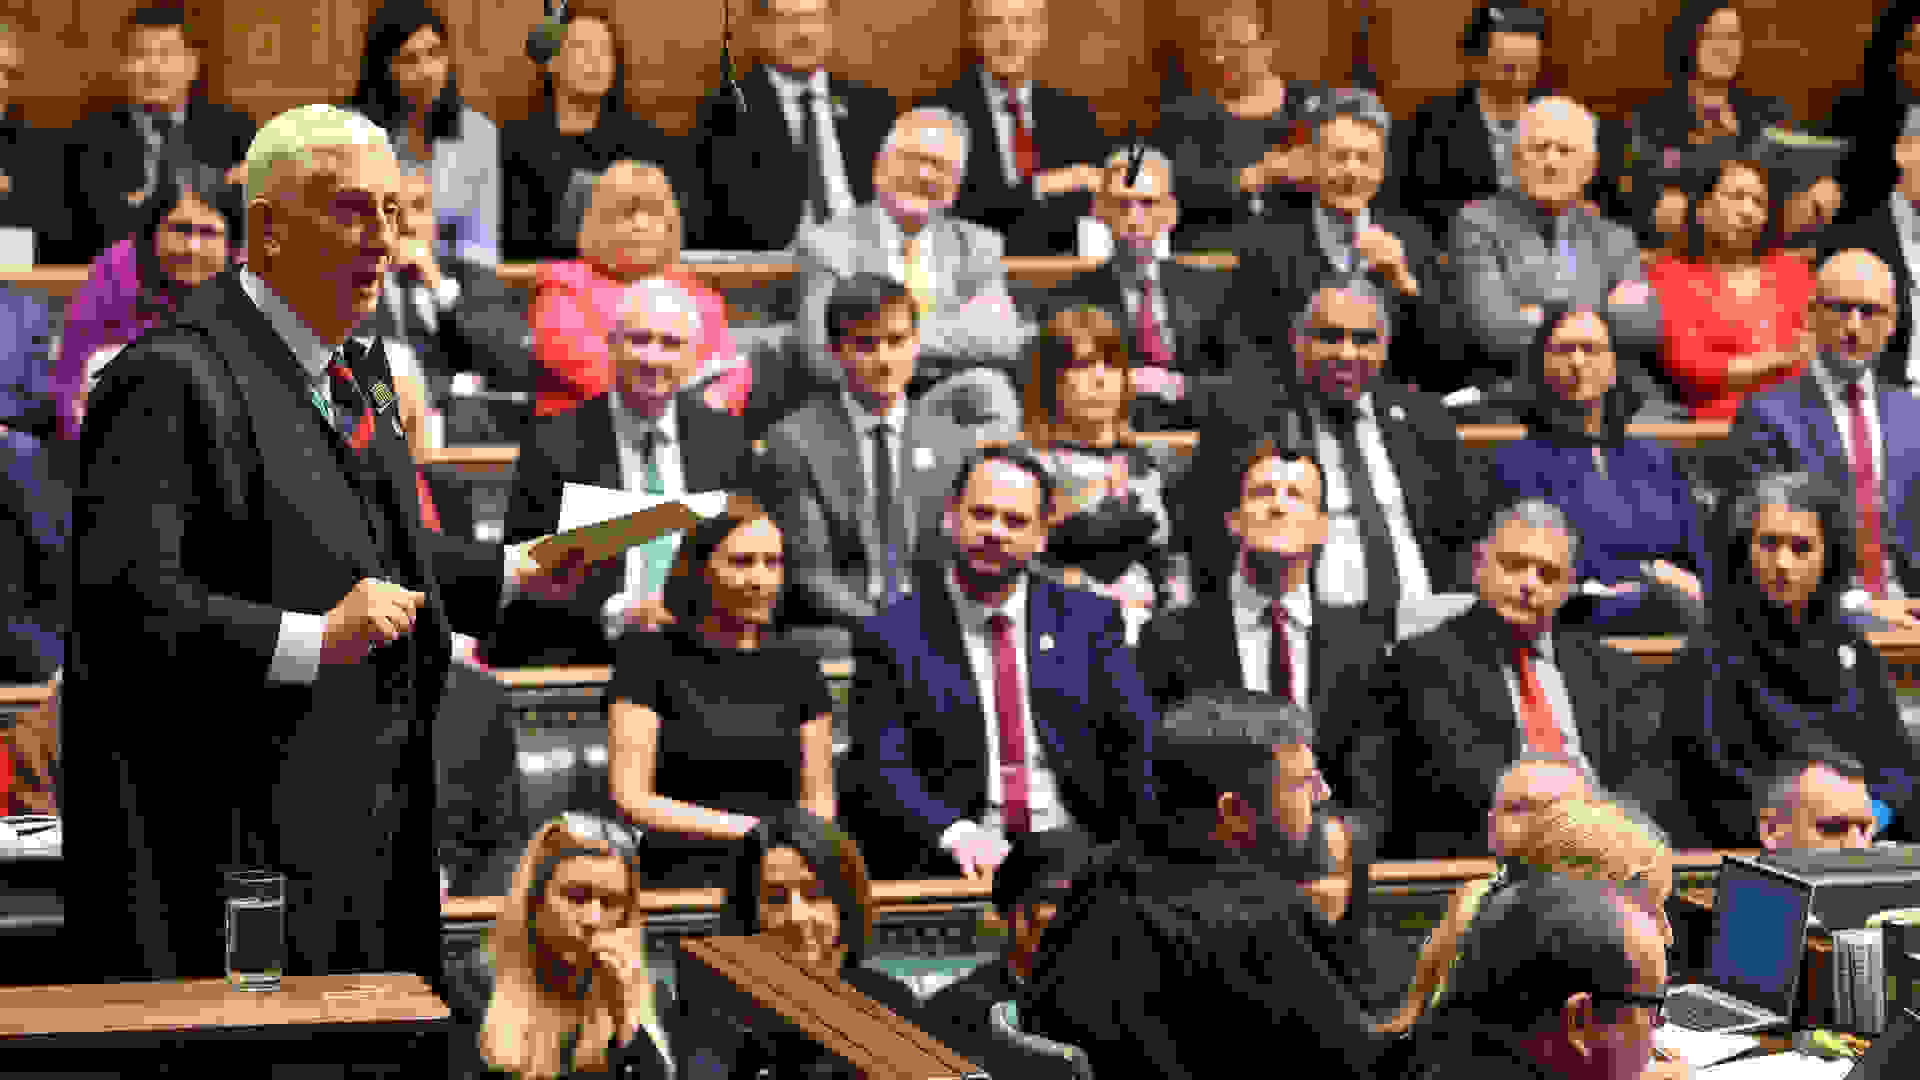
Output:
[1727,372,1920,594]
[847,560,1158,875]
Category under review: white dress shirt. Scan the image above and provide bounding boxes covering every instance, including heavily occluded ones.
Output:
[770,66,858,229]
[1231,564,1313,705]
[1813,362,1906,603]
[1313,395,1433,610]
[980,68,1033,190]
[1313,204,1372,277]
[241,268,527,685]
[600,391,690,634]
[843,392,911,600]
[1888,194,1920,385]
[1497,633,1591,774]
[939,568,1074,853]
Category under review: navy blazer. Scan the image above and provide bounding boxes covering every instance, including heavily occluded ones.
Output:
[1391,85,1547,246]
[1489,437,1707,588]
[846,560,1158,877]
[1725,372,1920,595]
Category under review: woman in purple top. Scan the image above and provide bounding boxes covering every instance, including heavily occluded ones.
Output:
[52,162,242,441]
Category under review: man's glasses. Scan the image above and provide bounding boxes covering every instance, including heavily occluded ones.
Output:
[1544,341,1612,356]
[607,329,690,350]
[1591,988,1668,1026]
[1306,327,1382,346]
[1818,299,1893,320]
[1814,817,1876,838]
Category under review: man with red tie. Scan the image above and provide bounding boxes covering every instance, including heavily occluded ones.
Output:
[1356,499,1668,859]
[846,445,1159,880]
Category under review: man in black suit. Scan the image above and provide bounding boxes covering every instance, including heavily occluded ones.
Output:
[1029,147,1236,430]
[1225,89,1445,389]
[1137,441,1389,816]
[492,275,755,667]
[1178,281,1483,630]
[918,0,1111,254]
[1358,499,1668,860]
[689,0,895,252]
[63,5,256,263]
[62,105,592,988]
[0,22,69,267]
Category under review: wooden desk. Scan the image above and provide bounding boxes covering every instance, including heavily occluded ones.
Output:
[0,972,449,1074]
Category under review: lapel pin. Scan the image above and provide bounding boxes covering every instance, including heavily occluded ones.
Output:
[1389,404,1406,422]
[914,445,937,471]
[1840,645,1856,670]
[1039,633,1056,653]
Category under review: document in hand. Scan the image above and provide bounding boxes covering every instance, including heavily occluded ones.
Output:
[528,484,734,568]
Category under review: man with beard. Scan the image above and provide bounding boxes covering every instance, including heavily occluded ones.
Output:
[845,445,1158,880]
[1021,688,1383,1080]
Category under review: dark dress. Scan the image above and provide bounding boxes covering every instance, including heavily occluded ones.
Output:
[1152,85,1323,246]
[500,106,695,262]
[479,1023,674,1080]
[606,628,833,887]
[916,956,1023,1078]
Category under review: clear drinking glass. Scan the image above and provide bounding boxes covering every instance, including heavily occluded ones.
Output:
[224,868,286,991]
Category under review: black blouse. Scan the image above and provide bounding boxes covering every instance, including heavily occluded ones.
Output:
[500,107,695,262]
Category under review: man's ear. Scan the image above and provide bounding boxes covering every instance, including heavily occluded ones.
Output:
[1216,791,1255,846]
[1560,991,1599,1060]
[1758,810,1783,851]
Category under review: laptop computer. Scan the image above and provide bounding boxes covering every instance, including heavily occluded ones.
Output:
[1664,856,1817,1034]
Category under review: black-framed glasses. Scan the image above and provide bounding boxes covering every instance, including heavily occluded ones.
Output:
[1817,299,1893,320]
[1591,988,1668,1026]
[1543,341,1612,356]
[1306,326,1382,346]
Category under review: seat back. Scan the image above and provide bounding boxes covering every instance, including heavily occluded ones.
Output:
[988,1000,1095,1080]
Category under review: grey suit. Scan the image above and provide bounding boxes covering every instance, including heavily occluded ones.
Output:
[1450,189,1663,380]
[756,394,979,629]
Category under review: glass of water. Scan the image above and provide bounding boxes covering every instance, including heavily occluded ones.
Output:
[225,868,285,992]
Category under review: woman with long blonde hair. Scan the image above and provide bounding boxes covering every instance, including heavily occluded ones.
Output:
[480,812,672,1079]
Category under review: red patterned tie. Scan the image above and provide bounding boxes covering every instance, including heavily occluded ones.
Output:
[1136,274,1174,370]
[1847,381,1886,597]
[1512,644,1564,753]
[1268,602,1296,706]
[1001,82,1036,182]
[987,612,1030,833]
[326,351,375,455]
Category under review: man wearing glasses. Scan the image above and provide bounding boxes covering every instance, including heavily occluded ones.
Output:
[1407,872,1669,1080]
[1726,249,1920,631]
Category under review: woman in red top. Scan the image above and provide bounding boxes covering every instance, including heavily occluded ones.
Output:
[1646,152,1815,420]
[531,160,748,419]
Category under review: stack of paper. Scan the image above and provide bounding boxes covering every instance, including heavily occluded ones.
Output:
[529,485,734,568]
[1654,1027,1760,1069]
[1702,1052,1853,1078]
[1832,928,1887,1035]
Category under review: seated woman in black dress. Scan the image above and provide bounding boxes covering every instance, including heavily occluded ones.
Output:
[1666,471,1920,850]
[605,500,837,889]
[479,812,675,1079]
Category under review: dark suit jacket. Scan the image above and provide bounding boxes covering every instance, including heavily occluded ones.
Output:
[1360,603,1668,860]
[355,258,534,391]
[63,101,256,262]
[1819,202,1916,387]
[690,67,896,252]
[63,268,507,986]
[500,106,696,262]
[1723,372,1920,596]
[1600,85,1794,234]
[490,389,754,667]
[918,66,1110,254]
[845,560,1158,878]
[0,109,71,264]
[1390,85,1544,246]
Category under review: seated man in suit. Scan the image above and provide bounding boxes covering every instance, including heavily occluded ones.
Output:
[758,273,980,656]
[1361,499,1668,860]
[1451,97,1663,394]
[0,22,69,268]
[1728,249,1920,631]
[689,0,895,252]
[1023,689,1381,1080]
[1228,89,1447,390]
[492,275,755,667]
[1181,281,1483,631]
[1757,749,1880,852]
[919,0,1110,254]
[845,444,1158,880]
[64,5,255,263]
[1137,440,1389,812]
[1029,145,1236,431]
[1403,874,1668,1080]
[795,106,1029,442]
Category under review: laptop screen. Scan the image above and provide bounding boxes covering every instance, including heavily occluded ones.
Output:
[1705,859,1816,1016]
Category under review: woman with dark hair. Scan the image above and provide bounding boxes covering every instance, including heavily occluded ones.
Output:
[501,3,693,262]
[1021,305,1180,642]
[604,499,835,889]
[697,807,919,1078]
[1488,305,1707,635]
[1824,0,1920,225]
[347,0,501,266]
[1644,152,1815,419]
[51,162,242,441]
[1665,471,1920,850]
[1391,5,1551,244]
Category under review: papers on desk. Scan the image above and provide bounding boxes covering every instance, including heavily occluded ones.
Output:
[1656,1027,1761,1068]
[1700,1051,1852,1078]
[527,484,732,568]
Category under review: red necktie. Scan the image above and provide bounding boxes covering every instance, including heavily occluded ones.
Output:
[1846,382,1886,597]
[326,354,376,455]
[1268,601,1296,706]
[987,612,1030,833]
[1511,644,1564,754]
[1136,275,1174,370]
[1002,84,1036,182]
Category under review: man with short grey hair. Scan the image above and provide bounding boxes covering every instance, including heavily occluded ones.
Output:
[1359,497,1667,858]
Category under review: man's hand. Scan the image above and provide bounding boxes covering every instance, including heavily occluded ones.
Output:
[393,235,444,293]
[1795,177,1843,232]
[948,828,1010,881]
[1033,164,1098,197]
[623,591,675,631]
[225,164,247,187]
[1519,304,1546,325]
[1646,560,1704,604]
[514,544,599,606]
[1355,225,1417,294]
[1653,188,1689,238]
[320,578,427,666]
[1131,364,1185,401]
[1866,596,1920,631]
[1607,279,1653,307]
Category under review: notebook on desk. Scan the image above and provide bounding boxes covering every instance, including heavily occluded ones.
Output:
[1668,857,1818,1034]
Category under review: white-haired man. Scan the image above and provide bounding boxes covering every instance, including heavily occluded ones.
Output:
[795,106,1030,439]
[493,274,757,667]
[1450,97,1664,393]
[63,104,593,987]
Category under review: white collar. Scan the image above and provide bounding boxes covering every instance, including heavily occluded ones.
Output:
[771,66,830,100]
[1812,356,1875,406]
[1509,630,1556,664]
[1315,203,1370,234]
[239,267,343,381]
[843,390,909,433]
[1232,560,1314,630]
[979,68,1032,108]
[612,388,679,441]
[1318,392,1376,420]
[946,564,1028,627]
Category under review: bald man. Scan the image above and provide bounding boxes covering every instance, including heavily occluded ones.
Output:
[1726,249,1920,631]
[493,275,757,667]
[1450,97,1667,396]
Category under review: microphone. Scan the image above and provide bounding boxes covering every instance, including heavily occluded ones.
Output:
[1124,120,1146,187]
[720,1,747,114]
[527,0,568,66]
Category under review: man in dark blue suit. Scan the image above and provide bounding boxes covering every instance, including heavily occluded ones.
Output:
[846,444,1158,880]
[1726,249,1920,630]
